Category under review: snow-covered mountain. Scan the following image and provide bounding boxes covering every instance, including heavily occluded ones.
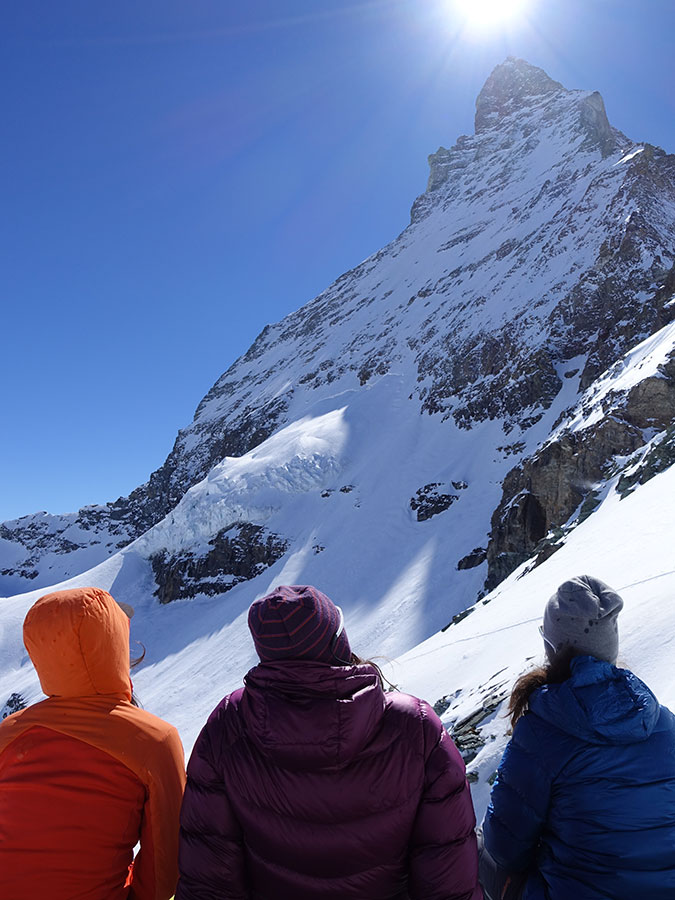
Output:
[2,59,675,815]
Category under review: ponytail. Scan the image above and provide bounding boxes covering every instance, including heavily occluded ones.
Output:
[508,647,579,729]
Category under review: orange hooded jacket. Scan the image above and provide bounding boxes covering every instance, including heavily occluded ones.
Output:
[0,587,186,900]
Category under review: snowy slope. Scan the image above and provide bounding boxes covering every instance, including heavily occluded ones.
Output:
[2,322,674,824]
[391,459,675,819]
[2,405,673,826]
[3,59,674,597]
[1,60,675,822]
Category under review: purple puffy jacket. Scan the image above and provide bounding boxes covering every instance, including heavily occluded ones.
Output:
[176,660,481,900]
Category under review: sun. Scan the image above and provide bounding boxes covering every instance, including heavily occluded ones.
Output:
[452,0,531,30]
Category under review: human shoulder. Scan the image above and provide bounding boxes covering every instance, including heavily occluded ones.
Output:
[0,700,47,753]
[207,686,245,718]
[104,701,184,768]
[192,688,246,755]
[201,687,245,731]
[0,697,184,780]
[0,697,84,754]
[508,703,582,781]
[113,701,176,734]
[652,702,675,738]
[385,692,445,748]
[183,689,246,785]
[385,690,431,720]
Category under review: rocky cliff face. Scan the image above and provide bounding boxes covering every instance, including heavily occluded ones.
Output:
[2,58,675,620]
[487,277,675,589]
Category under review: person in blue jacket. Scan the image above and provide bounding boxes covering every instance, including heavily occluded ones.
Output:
[481,574,675,900]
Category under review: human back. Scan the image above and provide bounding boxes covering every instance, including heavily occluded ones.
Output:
[482,576,675,900]
[177,585,481,900]
[0,586,185,900]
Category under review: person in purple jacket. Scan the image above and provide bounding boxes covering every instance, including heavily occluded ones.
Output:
[176,584,482,900]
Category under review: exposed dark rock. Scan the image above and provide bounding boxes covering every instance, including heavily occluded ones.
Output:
[433,696,453,717]
[617,425,675,498]
[410,483,461,521]
[475,58,564,134]
[579,91,615,157]
[621,357,675,429]
[576,489,602,524]
[2,693,27,719]
[0,516,97,581]
[528,539,565,572]
[486,418,644,590]
[497,441,526,458]
[357,342,394,385]
[134,396,289,530]
[457,548,487,571]
[413,247,675,437]
[573,266,675,392]
[150,523,289,604]
[0,565,38,580]
[449,607,475,626]
[486,342,675,589]
[433,688,463,717]
[419,333,563,431]
[53,539,83,555]
[454,727,485,766]
[449,691,508,764]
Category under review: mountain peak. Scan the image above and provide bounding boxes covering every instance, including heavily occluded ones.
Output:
[475,57,565,132]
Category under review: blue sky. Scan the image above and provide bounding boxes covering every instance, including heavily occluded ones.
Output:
[2,0,674,522]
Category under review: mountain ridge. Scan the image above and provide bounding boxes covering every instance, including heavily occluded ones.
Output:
[2,59,674,626]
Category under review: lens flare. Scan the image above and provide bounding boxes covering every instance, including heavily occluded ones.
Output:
[452,0,530,29]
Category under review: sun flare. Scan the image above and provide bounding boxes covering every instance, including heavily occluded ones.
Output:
[452,0,530,30]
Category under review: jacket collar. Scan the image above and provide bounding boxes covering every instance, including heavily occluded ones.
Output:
[240,660,386,769]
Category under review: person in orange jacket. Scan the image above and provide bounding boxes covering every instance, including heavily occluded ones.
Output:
[0,586,186,900]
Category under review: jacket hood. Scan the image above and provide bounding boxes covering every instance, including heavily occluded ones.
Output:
[240,660,386,770]
[23,587,133,700]
[530,655,660,745]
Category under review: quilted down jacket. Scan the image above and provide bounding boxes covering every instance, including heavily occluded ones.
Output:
[0,587,186,900]
[177,659,481,899]
[483,655,675,899]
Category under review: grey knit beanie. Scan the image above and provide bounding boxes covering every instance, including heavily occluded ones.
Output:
[542,575,623,664]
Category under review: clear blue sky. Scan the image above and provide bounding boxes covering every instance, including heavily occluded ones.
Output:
[2,0,674,521]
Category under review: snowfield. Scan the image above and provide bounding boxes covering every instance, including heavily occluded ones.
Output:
[1,59,675,824]
[2,431,674,821]
[391,460,675,817]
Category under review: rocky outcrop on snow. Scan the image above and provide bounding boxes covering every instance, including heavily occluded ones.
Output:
[474,58,564,134]
[617,424,675,497]
[410,482,467,521]
[150,523,288,604]
[0,508,136,587]
[1,692,26,719]
[485,418,644,589]
[2,58,675,614]
[486,313,675,589]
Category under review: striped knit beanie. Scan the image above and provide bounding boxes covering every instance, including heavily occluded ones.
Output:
[248,585,352,665]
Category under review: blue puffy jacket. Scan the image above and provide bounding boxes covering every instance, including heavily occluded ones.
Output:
[483,655,675,899]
